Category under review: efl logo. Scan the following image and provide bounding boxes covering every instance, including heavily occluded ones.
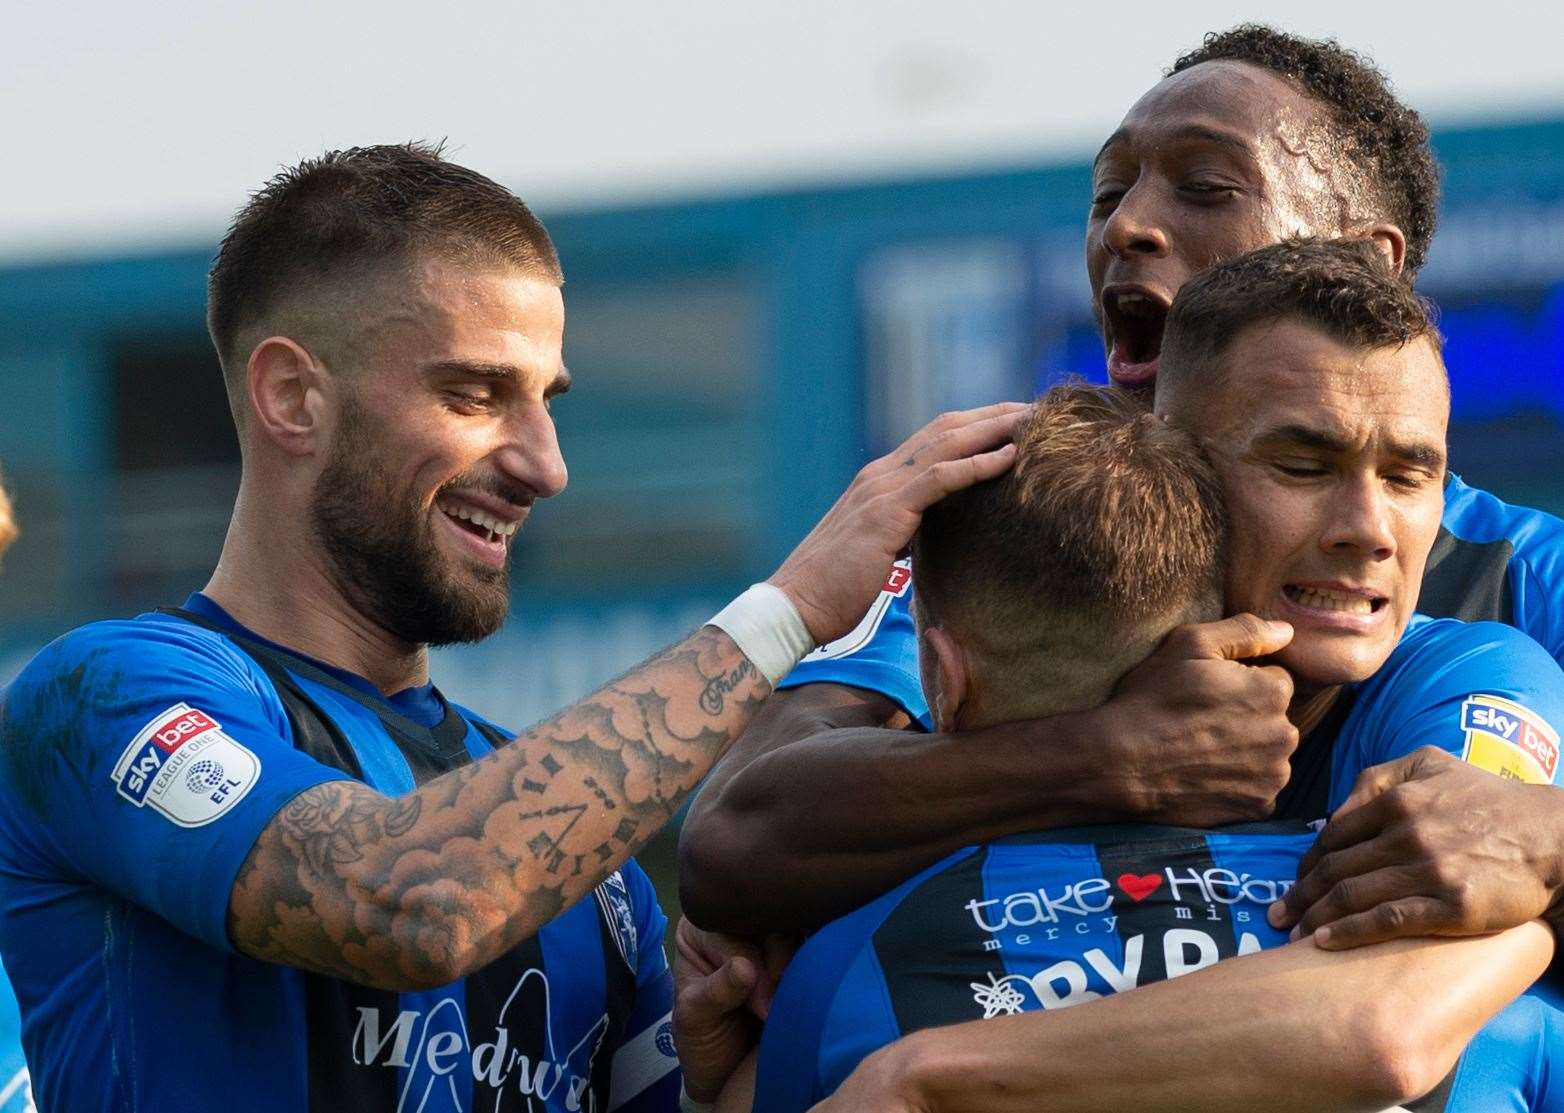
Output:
[111,702,260,826]
[1461,694,1560,785]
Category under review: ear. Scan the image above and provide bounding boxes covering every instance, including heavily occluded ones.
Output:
[921,626,970,733]
[246,336,332,456]
[1358,222,1408,278]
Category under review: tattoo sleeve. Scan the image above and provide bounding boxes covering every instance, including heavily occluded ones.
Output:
[228,627,769,990]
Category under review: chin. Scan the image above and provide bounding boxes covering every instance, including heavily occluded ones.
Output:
[1279,642,1395,690]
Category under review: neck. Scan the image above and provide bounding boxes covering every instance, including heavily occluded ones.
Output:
[203,482,428,695]
[1288,683,1344,740]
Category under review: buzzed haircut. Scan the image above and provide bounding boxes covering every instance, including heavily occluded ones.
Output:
[1171,24,1440,276]
[913,383,1226,722]
[1158,238,1442,408]
[206,141,561,398]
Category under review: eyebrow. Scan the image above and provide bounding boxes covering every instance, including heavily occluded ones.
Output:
[427,359,572,398]
[1094,123,1258,168]
[1254,423,1447,470]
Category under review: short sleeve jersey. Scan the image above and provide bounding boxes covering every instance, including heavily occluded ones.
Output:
[756,825,1564,1113]
[779,475,1564,728]
[756,617,1564,1110]
[0,595,680,1113]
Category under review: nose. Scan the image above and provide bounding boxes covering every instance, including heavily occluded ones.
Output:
[1319,474,1396,561]
[1101,182,1171,261]
[494,402,568,500]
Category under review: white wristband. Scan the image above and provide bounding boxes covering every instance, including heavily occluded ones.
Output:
[706,583,815,687]
[680,1083,716,1113]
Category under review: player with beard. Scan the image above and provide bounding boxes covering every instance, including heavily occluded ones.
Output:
[678,24,1564,963]
[0,144,1024,1113]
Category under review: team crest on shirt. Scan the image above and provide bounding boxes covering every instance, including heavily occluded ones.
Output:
[1459,694,1560,785]
[111,703,260,826]
[595,870,639,971]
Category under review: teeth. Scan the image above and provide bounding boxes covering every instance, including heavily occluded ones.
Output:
[438,500,520,541]
[1287,586,1374,614]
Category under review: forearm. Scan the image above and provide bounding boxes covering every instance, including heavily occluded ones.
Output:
[681,708,1126,933]
[887,924,1553,1113]
[231,626,768,989]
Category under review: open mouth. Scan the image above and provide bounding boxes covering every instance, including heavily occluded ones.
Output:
[1281,584,1388,616]
[1102,287,1170,387]
[436,496,522,548]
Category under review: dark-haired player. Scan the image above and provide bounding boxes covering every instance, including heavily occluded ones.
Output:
[0,145,1022,1112]
[756,244,1564,1112]
[680,24,1564,962]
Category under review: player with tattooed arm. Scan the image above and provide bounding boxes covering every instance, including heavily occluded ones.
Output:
[0,144,1022,1113]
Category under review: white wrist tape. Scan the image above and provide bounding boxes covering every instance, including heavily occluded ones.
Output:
[679,1083,716,1113]
[706,583,815,686]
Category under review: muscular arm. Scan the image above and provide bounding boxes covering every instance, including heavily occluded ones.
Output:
[680,616,1300,934]
[230,629,766,990]
[827,922,1555,1113]
[228,401,1028,991]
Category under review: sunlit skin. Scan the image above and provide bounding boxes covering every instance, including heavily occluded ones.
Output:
[205,257,570,691]
[339,259,571,578]
[1087,60,1395,393]
[1160,318,1449,724]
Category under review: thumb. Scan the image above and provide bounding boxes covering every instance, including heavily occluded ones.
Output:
[699,955,759,1018]
[1172,613,1294,661]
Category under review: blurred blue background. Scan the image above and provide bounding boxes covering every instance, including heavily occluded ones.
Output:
[4,114,1563,719]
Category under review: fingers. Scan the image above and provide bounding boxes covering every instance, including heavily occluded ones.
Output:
[680,954,759,1025]
[1163,613,1294,662]
[1273,793,1400,926]
[1307,897,1451,950]
[749,934,800,1020]
[1270,836,1396,930]
[1329,758,1410,823]
[1279,863,1422,942]
[899,443,1018,511]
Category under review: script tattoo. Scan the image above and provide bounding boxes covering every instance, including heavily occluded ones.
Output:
[228,627,771,991]
[700,657,758,716]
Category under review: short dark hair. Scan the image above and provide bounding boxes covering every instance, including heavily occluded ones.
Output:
[913,383,1225,717]
[207,141,561,377]
[1159,238,1441,403]
[1171,24,1440,276]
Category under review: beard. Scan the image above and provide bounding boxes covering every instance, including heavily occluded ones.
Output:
[309,400,511,647]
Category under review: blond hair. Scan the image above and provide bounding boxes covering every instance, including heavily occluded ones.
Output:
[912,382,1225,723]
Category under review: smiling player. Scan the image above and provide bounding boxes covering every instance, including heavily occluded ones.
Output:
[0,144,1023,1113]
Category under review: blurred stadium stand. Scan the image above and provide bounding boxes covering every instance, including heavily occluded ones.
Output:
[2,115,1563,725]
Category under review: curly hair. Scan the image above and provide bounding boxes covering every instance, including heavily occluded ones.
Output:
[1171,24,1440,276]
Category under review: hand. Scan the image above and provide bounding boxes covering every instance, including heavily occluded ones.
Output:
[1092,613,1298,825]
[770,403,1027,643]
[1270,746,1564,948]
[807,1039,931,1113]
[672,918,797,1102]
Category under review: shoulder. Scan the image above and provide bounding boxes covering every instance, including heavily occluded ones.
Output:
[1352,619,1564,779]
[0,614,283,807]
[1444,474,1564,554]
[1375,617,1559,688]
[6,614,268,705]
[1358,618,1562,719]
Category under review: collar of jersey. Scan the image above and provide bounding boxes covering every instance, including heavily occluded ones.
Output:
[179,592,445,727]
